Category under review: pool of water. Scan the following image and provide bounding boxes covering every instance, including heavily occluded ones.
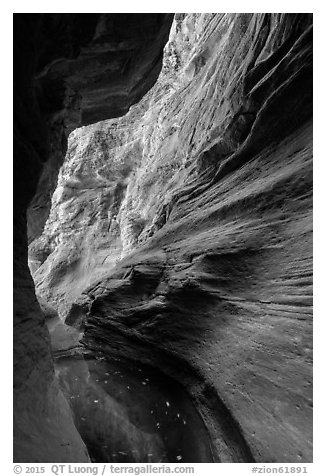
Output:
[55,353,213,463]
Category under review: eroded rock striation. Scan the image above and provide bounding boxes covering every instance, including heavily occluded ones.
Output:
[25,13,313,462]
[14,13,173,462]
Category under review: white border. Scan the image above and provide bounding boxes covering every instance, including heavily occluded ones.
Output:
[3,1,319,14]
[3,3,323,472]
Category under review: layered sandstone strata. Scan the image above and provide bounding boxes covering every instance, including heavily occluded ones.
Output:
[28,13,312,462]
[14,13,173,462]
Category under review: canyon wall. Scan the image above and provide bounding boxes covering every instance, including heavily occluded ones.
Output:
[30,13,313,463]
[14,13,173,462]
[28,13,313,462]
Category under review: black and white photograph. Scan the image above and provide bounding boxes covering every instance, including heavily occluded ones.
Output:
[10,3,315,472]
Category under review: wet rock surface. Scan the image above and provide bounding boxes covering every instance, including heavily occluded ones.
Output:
[14,13,173,462]
[56,354,213,463]
[30,13,313,463]
[15,13,313,463]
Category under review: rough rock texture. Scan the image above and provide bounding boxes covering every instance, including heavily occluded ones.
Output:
[14,13,173,462]
[23,12,314,464]
[23,14,174,244]
[30,13,313,463]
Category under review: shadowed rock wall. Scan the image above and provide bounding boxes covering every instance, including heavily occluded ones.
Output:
[14,13,173,462]
[30,13,313,462]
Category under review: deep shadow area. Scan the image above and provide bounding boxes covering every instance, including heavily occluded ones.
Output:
[14,13,313,463]
[13,13,174,462]
[56,353,214,463]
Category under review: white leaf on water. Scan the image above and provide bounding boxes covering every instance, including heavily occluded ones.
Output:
[166,401,170,407]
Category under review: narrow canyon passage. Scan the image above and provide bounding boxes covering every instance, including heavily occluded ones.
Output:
[14,13,313,463]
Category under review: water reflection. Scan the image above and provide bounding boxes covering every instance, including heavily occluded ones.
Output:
[55,354,213,463]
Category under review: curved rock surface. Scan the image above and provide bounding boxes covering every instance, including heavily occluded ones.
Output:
[14,13,173,462]
[26,13,313,462]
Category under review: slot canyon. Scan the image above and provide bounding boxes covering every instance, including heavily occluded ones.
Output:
[14,13,313,463]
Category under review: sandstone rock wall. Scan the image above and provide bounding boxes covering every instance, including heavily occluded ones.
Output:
[28,13,312,462]
[14,13,173,462]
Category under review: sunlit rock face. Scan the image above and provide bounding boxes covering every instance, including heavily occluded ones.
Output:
[14,13,173,462]
[30,13,312,463]
[29,116,144,316]
[29,15,202,316]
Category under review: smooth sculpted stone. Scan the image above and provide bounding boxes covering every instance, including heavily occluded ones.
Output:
[14,13,173,462]
[28,13,312,462]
